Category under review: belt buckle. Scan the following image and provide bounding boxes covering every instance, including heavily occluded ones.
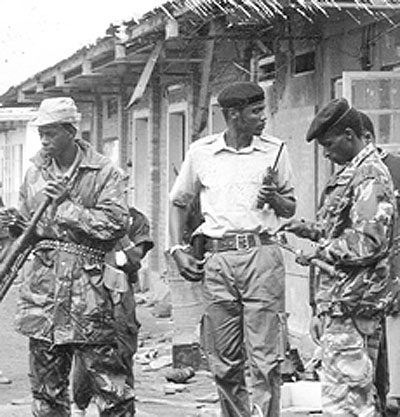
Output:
[235,234,250,250]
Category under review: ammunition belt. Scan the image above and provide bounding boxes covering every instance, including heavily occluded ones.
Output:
[34,239,105,262]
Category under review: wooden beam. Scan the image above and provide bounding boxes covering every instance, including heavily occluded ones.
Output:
[55,70,65,87]
[82,59,92,75]
[115,42,126,59]
[125,41,163,109]
[192,21,216,142]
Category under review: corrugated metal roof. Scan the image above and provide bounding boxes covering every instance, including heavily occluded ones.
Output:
[184,0,400,21]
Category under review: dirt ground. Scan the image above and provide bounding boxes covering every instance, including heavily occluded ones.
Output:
[0,286,30,406]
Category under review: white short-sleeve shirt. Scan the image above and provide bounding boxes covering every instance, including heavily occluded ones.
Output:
[169,131,295,238]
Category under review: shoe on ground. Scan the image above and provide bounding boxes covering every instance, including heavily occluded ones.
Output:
[164,366,195,383]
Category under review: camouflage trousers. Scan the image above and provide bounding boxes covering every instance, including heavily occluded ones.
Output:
[320,316,382,417]
[29,338,135,417]
[73,286,140,414]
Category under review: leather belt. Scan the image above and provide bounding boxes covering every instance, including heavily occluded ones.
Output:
[204,233,274,252]
[34,239,105,262]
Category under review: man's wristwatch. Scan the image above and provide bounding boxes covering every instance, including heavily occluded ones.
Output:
[169,244,190,256]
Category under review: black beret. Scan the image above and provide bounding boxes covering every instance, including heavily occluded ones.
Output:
[306,98,360,142]
[217,82,265,109]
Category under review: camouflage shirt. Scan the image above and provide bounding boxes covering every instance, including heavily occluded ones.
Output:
[15,139,129,344]
[114,207,154,283]
[313,144,397,318]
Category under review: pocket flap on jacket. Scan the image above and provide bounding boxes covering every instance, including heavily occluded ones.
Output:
[103,263,129,293]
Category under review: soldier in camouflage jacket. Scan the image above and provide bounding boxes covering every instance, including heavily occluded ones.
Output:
[1,98,133,417]
[283,98,398,417]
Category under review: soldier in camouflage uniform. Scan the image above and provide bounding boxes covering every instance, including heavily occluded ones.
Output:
[283,98,398,416]
[0,97,133,417]
[72,207,154,416]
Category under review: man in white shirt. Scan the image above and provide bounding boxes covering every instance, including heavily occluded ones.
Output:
[169,81,296,417]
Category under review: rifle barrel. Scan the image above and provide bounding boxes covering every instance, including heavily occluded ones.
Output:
[0,197,52,301]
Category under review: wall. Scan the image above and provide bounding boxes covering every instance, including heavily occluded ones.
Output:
[122,11,400,349]
[0,126,24,206]
[261,55,319,345]
[0,108,39,207]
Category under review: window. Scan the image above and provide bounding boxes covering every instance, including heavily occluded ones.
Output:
[294,51,315,74]
[341,71,400,152]
[258,56,276,81]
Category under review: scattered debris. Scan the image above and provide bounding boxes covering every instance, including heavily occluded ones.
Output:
[148,355,173,370]
[135,347,159,365]
[303,347,322,381]
[0,371,11,385]
[137,397,197,409]
[10,395,32,405]
[165,366,195,384]
[163,382,188,395]
[195,392,219,404]
[282,347,305,383]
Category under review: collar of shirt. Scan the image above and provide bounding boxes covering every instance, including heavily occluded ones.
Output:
[212,131,270,155]
[328,143,377,187]
[344,143,377,172]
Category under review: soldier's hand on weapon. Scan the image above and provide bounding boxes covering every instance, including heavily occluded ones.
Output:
[256,183,278,209]
[280,218,316,240]
[172,248,204,282]
[44,177,69,204]
[257,186,296,218]
[295,250,316,267]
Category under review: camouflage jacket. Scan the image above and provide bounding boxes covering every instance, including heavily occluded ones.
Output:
[14,139,129,344]
[312,144,397,318]
[127,207,154,254]
[114,207,154,284]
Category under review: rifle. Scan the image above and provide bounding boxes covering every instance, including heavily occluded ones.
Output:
[271,232,346,279]
[0,150,82,302]
[0,197,52,301]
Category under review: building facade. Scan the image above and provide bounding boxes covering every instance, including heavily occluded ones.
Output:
[2,0,400,353]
